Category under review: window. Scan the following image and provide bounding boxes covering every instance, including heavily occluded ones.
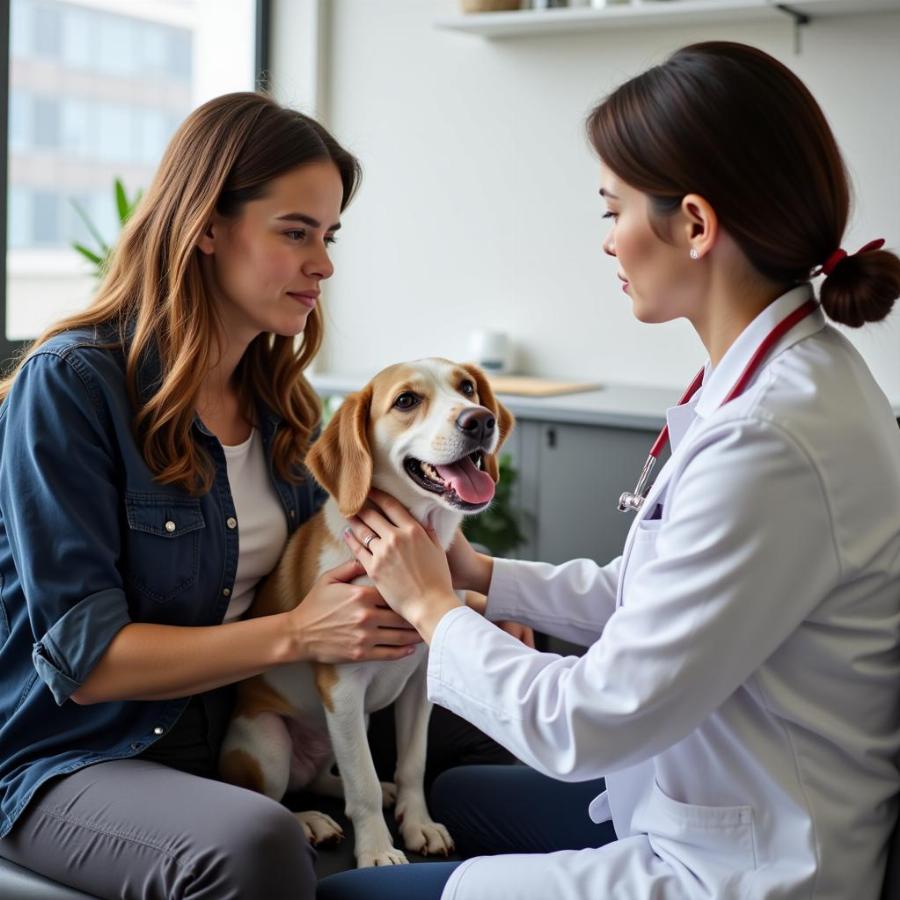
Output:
[1,0,268,359]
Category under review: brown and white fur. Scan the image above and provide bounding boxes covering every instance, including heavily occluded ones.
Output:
[219,358,513,868]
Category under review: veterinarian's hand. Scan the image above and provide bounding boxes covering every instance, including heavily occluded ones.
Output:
[446,530,494,594]
[289,559,422,664]
[344,489,462,642]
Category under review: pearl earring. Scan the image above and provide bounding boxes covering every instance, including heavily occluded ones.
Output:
[689,248,700,260]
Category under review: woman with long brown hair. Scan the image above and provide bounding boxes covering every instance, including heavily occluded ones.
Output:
[322,41,900,900]
[0,92,424,898]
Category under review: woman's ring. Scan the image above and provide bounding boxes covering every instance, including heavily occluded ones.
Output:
[363,533,376,550]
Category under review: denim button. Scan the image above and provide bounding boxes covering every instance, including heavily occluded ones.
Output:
[226,516,237,530]
[223,587,231,598]
[153,726,165,736]
[164,520,176,533]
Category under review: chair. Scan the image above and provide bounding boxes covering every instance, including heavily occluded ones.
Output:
[0,856,99,899]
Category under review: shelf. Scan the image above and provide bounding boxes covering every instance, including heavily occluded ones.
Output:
[434,0,900,39]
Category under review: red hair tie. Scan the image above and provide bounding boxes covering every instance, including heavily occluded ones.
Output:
[816,238,885,277]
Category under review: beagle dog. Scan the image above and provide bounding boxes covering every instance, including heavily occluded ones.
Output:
[219,358,513,868]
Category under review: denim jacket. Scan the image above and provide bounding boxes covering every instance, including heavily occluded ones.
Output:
[0,326,325,837]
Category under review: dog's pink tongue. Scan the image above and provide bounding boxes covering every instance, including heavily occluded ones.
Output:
[434,458,495,505]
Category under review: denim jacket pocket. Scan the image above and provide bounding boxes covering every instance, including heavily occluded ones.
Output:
[125,492,205,604]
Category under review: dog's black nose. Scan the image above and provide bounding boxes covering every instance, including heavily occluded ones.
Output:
[456,407,495,444]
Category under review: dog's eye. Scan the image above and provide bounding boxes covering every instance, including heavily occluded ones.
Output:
[393,392,420,411]
[460,380,476,397]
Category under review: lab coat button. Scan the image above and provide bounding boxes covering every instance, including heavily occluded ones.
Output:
[164,520,176,533]
[226,516,237,530]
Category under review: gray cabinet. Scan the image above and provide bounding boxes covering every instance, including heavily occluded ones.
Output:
[503,418,664,566]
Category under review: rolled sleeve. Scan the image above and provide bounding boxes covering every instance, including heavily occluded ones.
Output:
[0,351,130,703]
[33,587,131,705]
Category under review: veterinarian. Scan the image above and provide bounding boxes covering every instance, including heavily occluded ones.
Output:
[0,93,520,899]
[329,41,900,900]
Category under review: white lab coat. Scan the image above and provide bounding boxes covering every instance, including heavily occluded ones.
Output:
[428,285,900,899]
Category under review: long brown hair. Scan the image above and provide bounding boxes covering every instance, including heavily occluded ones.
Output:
[0,92,362,493]
[586,41,900,327]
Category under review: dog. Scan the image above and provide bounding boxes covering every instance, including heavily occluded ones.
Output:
[219,358,513,867]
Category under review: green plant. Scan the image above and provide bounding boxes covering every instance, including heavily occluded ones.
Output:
[462,452,526,557]
[70,178,143,277]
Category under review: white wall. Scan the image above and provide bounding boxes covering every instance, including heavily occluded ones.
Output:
[271,0,900,405]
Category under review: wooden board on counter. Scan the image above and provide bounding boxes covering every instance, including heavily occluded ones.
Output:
[487,374,602,397]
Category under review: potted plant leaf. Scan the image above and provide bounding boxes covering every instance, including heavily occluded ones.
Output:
[70,177,142,277]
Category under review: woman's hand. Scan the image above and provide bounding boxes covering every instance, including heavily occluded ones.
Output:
[287,558,422,664]
[344,489,462,642]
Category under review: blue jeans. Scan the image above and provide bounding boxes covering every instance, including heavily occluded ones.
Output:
[316,764,615,900]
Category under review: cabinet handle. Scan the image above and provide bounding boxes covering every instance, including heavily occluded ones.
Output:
[546,427,556,448]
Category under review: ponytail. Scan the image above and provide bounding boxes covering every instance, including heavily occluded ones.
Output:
[818,245,900,328]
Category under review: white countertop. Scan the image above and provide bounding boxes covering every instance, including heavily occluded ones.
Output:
[311,371,900,430]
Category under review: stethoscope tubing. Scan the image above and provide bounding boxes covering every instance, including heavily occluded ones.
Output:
[618,298,819,514]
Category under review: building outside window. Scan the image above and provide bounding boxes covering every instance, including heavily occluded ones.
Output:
[6,0,259,342]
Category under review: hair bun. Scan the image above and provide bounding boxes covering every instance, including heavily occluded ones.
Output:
[819,248,900,327]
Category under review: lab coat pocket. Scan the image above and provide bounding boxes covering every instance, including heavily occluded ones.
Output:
[645,779,758,882]
[621,519,663,602]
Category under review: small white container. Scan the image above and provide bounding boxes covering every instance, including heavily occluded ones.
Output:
[468,330,513,374]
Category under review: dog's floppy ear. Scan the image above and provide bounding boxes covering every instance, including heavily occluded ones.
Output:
[461,363,515,484]
[305,386,374,518]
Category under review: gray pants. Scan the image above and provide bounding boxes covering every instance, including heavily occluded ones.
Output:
[0,758,316,899]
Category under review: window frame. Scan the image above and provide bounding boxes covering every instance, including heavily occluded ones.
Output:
[0,0,272,369]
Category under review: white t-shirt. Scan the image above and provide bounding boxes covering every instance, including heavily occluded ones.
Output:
[221,428,288,623]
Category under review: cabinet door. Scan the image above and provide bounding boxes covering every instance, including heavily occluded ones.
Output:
[534,422,661,566]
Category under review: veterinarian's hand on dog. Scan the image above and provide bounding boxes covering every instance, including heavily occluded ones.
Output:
[344,489,463,643]
[289,559,423,663]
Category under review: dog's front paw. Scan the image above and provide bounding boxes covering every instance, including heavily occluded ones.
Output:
[294,810,344,846]
[357,846,409,867]
[400,819,454,857]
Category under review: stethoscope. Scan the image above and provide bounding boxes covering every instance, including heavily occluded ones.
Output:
[618,298,819,513]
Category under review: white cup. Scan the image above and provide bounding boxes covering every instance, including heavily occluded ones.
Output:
[468,330,512,374]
